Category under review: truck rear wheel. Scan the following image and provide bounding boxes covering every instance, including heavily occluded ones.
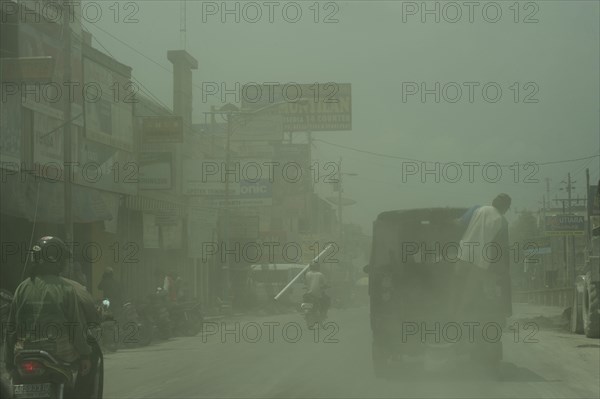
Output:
[372,340,393,379]
[571,286,584,334]
[470,340,502,366]
[583,281,600,338]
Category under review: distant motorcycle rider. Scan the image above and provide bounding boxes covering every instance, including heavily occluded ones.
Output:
[304,263,331,317]
[4,236,93,380]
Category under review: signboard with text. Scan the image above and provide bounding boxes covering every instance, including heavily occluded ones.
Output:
[139,152,172,190]
[241,83,351,132]
[183,158,275,204]
[544,215,585,236]
[141,116,183,143]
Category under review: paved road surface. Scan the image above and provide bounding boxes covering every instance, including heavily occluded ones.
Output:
[104,303,599,399]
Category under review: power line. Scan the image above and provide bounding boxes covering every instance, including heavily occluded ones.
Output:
[83,21,173,74]
[76,25,172,112]
[314,138,600,168]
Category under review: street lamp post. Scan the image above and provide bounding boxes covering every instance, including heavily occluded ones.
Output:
[336,157,357,245]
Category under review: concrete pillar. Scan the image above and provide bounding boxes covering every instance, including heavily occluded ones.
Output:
[167,50,198,131]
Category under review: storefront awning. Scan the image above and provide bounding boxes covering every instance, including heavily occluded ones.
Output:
[1,173,117,223]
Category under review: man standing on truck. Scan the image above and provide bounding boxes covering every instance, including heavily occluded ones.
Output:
[452,194,512,364]
[455,193,513,320]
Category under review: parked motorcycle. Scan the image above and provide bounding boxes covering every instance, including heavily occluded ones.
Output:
[137,290,171,341]
[168,300,204,337]
[10,336,103,399]
[119,301,152,348]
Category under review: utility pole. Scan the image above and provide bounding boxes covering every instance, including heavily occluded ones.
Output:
[337,157,343,244]
[63,0,74,278]
[568,173,577,286]
[180,0,187,50]
[586,168,592,246]
[223,111,232,308]
[554,173,587,286]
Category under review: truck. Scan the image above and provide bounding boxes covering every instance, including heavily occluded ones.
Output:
[363,207,511,378]
[570,177,600,338]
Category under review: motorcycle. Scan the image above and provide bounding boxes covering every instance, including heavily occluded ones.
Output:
[10,336,104,399]
[119,301,152,348]
[300,291,329,330]
[136,289,171,341]
[168,300,204,337]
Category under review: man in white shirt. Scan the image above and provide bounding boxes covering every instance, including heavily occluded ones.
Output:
[455,193,512,318]
[304,263,331,316]
[452,194,512,365]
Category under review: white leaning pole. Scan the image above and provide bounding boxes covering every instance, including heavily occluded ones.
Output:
[273,244,333,301]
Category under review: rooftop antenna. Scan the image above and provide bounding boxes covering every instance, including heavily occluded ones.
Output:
[180,0,187,50]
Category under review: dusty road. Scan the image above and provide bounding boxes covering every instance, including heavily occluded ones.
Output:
[103,304,599,399]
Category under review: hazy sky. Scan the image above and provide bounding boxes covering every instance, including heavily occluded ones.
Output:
[82,0,600,231]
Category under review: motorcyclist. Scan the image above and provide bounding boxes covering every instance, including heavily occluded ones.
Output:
[304,263,331,317]
[4,236,93,388]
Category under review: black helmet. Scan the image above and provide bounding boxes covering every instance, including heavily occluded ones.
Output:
[30,236,71,273]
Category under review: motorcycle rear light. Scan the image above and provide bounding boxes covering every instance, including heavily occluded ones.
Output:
[19,360,45,376]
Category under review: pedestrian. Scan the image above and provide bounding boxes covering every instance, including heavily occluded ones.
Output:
[97,267,123,310]
[172,272,186,301]
[163,270,178,302]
